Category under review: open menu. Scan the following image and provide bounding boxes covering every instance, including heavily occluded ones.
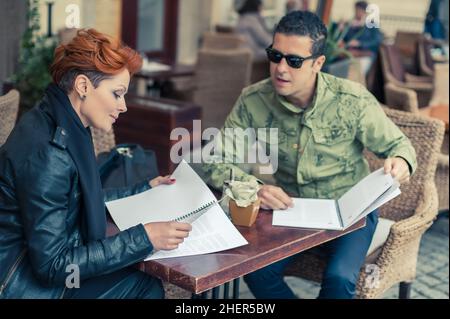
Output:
[272,168,401,230]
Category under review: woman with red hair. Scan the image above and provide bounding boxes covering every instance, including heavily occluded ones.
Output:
[0,29,191,298]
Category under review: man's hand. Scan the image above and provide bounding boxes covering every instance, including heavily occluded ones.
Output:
[384,157,410,184]
[257,185,294,210]
[347,39,361,48]
[144,221,192,251]
[149,175,176,188]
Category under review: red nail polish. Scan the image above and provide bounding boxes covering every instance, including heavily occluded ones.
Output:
[170,179,176,182]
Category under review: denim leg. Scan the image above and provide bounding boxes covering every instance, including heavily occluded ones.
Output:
[318,211,379,299]
[244,254,297,299]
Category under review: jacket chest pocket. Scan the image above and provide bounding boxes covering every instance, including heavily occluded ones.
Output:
[312,126,354,146]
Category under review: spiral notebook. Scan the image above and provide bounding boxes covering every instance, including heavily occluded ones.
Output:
[106,160,248,260]
[171,200,216,223]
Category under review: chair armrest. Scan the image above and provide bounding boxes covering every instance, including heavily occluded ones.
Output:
[388,181,439,240]
[438,153,449,168]
[405,73,433,83]
[400,81,434,92]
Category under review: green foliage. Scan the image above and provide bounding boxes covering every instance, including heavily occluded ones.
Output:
[324,21,353,65]
[10,0,57,112]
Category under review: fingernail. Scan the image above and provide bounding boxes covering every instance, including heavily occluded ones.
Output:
[170,179,176,182]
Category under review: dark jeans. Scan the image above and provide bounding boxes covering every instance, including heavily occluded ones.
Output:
[244,211,379,299]
[63,267,164,299]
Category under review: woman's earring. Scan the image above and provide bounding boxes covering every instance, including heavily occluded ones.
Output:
[80,95,86,101]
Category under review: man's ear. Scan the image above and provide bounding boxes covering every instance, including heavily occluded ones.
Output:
[313,55,326,73]
[73,74,90,98]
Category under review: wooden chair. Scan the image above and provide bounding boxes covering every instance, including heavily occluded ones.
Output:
[285,108,445,298]
[0,89,20,146]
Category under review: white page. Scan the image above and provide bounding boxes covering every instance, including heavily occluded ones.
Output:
[338,168,394,228]
[347,182,401,228]
[146,205,247,260]
[106,160,248,260]
[272,198,342,230]
[106,160,218,227]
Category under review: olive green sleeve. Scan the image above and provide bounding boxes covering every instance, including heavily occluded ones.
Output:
[201,96,262,190]
[356,94,417,174]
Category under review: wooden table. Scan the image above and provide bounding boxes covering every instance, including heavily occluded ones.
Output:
[419,104,449,131]
[107,209,365,296]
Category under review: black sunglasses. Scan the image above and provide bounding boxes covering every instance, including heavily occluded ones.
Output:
[265,46,317,69]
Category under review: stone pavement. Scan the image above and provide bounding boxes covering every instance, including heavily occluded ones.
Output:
[238,214,449,299]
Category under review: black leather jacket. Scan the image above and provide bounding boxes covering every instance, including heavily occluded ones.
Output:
[0,101,153,298]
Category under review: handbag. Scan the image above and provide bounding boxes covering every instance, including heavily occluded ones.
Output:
[97,144,159,189]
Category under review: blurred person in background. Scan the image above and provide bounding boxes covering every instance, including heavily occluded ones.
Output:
[339,1,383,75]
[235,0,273,61]
[424,0,447,40]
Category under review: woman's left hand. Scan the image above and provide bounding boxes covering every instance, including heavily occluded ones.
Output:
[149,175,176,188]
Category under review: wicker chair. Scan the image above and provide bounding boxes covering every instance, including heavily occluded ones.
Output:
[393,31,422,71]
[91,127,116,156]
[90,127,192,298]
[384,72,449,212]
[384,82,419,113]
[429,63,449,212]
[285,108,445,299]
[380,44,433,107]
[201,31,245,50]
[200,31,269,84]
[429,63,449,107]
[0,89,20,146]
[192,48,253,129]
[416,37,436,77]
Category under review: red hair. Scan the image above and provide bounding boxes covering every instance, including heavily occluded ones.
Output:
[50,29,142,92]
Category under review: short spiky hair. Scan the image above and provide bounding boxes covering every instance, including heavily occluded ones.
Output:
[50,29,142,93]
[274,11,328,57]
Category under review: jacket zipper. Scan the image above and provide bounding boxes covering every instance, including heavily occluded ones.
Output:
[0,249,27,297]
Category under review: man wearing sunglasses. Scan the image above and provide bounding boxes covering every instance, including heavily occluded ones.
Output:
[201,11,416,299]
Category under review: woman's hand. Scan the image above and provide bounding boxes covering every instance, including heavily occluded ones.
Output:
[144,221,192,251]
[149,175,176,188]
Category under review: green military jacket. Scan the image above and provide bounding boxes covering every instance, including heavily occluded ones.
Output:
[202,72,417,200]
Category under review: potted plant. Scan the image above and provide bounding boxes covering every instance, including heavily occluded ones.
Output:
[322,21,354,79]
[7,0,57,118]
